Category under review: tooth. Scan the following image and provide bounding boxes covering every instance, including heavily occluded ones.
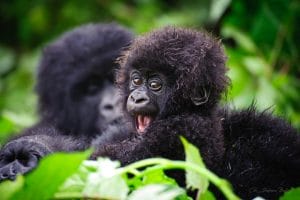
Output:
[138,115,142,125]
[136,115,153,134]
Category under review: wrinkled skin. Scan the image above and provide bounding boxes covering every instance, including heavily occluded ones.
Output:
[126,70,170,134]
[0,139,49,180]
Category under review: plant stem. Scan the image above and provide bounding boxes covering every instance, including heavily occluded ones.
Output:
[117,158,240,200]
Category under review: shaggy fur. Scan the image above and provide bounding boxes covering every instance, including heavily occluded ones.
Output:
[0,23,133,181]
[93,26,300,199]
[92,26,227,190]
[222,107,300,199]
[37,23,133,137]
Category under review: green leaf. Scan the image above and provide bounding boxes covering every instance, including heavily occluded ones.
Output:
[222,25,257,53]
[56,159,101,197]
[11,150,91,200]
[200,190,216,200]
[256,77,277,109]
[56,159,114,198]
[0,176,24,200]
[56,173,86,196]
[2,110,36,129]
[209,0,231,23]
[0,115,18,141]
[242,56,270,76]
[83,174,129,200]
[180,137,209,193]
[142,168,177,186]
[75,158,129,199]
[128,184,185,200]
[127,167,178,191]
[280,187,300,200]
[126,174,144,190]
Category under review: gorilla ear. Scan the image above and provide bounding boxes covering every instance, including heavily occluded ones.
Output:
[190,88,210,106]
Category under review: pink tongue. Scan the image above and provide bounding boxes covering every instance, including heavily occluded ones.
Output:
[137,115,152,133]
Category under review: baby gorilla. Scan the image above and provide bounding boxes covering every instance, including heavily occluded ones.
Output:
[0,23,133,181]
[92,27,300,199]
[92,26,230,187]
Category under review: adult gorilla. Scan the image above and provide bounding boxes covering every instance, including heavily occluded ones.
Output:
[0,23,133,181]
[92,27,300,199]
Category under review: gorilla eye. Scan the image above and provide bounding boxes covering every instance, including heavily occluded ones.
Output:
[149,80,162,91]
[86,84,100,95]
[132,77,143,86]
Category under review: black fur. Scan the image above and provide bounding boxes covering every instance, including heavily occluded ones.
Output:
[92,26,300,199]
[0,23,133,181]
[92,26,228,189]
[222,107,300,199]
[37,23,133,137]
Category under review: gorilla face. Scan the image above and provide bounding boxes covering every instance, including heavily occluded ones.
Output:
[68,72,122,136]
[126,69,171,134]
[97,83,123,131]
[36,23,134,136]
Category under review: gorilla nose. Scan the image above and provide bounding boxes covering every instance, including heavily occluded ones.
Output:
[131,95,149,104]
[103,103,114,111]
[127,91,151,114]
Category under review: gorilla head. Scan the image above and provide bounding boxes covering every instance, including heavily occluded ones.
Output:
[0,23,134,182]
[117,26,229,134]
[37,23,133,136]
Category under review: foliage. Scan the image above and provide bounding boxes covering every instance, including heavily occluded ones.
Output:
[279,188,300,200]
[222,0,300,130]
[0,150,90,200]
[0,137,298,200]
[0,1,299,198]
[0,137,240,200]
[0,0,299,143]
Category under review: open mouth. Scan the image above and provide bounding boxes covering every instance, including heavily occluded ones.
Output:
[135,115,154,134]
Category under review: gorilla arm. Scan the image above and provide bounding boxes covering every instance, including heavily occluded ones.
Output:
[0,123,89,181]
[91,114,225,171]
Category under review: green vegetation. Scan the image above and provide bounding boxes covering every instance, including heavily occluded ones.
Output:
[0,0,299,142]
[0,137,298,200]
[0,1,299,199]
[0,138,240,200]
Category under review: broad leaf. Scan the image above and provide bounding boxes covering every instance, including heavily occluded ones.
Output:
[12,150,90,200]
[128,184,185,200]
[201,190,216,200]
[280,188,300,200]
[180,136,209,194]
[71,158,129,200]
[0,176,24,200]
[142,168,177,186]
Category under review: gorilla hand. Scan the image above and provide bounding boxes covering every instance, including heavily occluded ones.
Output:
[0,138,51,181]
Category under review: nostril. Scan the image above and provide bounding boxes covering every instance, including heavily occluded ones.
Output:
[135,98,148,104]
[130,95,135,101]
[103,104,113,110]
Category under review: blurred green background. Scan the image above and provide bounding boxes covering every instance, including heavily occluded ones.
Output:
[0,0,299,144]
